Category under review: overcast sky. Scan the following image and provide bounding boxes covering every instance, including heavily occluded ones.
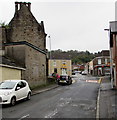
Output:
[0,0,116,53]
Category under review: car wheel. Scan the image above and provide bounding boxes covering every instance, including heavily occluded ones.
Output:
[27,93,31,100]
[58,81,60,85]
[10,97,16,106]
[67,81,70,85]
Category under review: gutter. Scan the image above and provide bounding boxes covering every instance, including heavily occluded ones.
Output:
[4,41,47,55]
[0,64,26,70]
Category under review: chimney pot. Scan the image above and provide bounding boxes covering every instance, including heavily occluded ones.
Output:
[28,2,31,11]
[15,2,18,12]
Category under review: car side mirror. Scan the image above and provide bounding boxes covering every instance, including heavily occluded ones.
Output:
[16,87,20,91]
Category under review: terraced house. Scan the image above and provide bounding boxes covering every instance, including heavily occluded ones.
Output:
[48,59,72,76]
[0,2,47,88]
[87,50,110,76]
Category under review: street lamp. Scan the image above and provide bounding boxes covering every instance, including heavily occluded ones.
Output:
[48,35,52,59]
[104,28,114,88]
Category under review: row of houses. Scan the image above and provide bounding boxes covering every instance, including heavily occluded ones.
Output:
[0,2,73,88]
[1,2,116,89]
[0,2,73,89]
[85,21,117,89]
[85,50,110,76]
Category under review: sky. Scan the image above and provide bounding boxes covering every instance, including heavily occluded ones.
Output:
[0,0,116,53]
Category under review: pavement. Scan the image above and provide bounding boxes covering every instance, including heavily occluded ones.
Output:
[31,83,59,95]
[98,76,117,119]
[31,79,76,95]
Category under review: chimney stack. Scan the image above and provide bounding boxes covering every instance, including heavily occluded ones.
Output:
[28,2,31,10]
[15,2,31,12]
[15,2,18,12]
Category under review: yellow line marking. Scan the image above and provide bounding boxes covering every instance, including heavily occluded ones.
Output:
[98,77,103,84]
[72,80,76,83]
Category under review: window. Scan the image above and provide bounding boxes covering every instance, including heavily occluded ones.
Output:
[98,59,101,64]
[62,61,66,65]
[17,81,26,89]
[53,61,56,66]
[105,59,108,64]
[54,68,57,73]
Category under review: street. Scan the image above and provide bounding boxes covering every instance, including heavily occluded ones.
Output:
[2,74,100,119]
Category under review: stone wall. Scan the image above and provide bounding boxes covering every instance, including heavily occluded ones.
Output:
[3,2,47,88]
[0,27,6,56]
[23,45,47,87]
[5,45,25,67]
[7,2,46,50]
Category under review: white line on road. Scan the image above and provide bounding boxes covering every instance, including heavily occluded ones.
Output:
[18,114,30,120]
[44,109,58,118]
[86,80,98,83]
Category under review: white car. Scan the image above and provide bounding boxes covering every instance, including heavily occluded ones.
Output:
[81,71,87,75]
[0,80,31,106]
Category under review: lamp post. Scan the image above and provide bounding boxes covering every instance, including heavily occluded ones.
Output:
[104,28,114,88]
[48,35,52,59]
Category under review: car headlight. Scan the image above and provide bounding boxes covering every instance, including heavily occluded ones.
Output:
[4,92,12,96]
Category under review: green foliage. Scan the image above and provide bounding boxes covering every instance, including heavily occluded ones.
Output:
[49,49,96,64]
[0,21,9,28]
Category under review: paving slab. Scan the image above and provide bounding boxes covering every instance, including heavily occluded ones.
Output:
[99,76,117,119]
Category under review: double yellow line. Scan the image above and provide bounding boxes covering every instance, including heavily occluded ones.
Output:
[72,79,76,83]
[98,77,103,84]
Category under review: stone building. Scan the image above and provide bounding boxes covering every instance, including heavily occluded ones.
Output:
[0,2,47,88]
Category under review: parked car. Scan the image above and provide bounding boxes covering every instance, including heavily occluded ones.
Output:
[57,75,72,85]
[81,71,87,75]
[0,80,31,106]
[72,72,77,78]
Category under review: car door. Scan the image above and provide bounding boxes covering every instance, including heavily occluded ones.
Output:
[21,81,28,98]
[15,81,26,100]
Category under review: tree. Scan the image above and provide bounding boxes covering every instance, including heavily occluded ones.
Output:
[49,49,96,64]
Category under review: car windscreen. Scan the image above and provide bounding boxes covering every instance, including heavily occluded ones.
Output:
[0,81,16,89]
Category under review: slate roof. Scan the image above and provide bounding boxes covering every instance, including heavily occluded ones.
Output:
[0,56,25,69]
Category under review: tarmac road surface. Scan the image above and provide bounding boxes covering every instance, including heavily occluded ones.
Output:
[2,74,100,119]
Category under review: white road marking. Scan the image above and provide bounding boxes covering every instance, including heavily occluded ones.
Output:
[59,97,71,107]
[18,114,30,120]
[45,109,58,118]
[86,80,98,83]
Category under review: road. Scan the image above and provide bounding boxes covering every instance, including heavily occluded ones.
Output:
[2,74,100,119]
